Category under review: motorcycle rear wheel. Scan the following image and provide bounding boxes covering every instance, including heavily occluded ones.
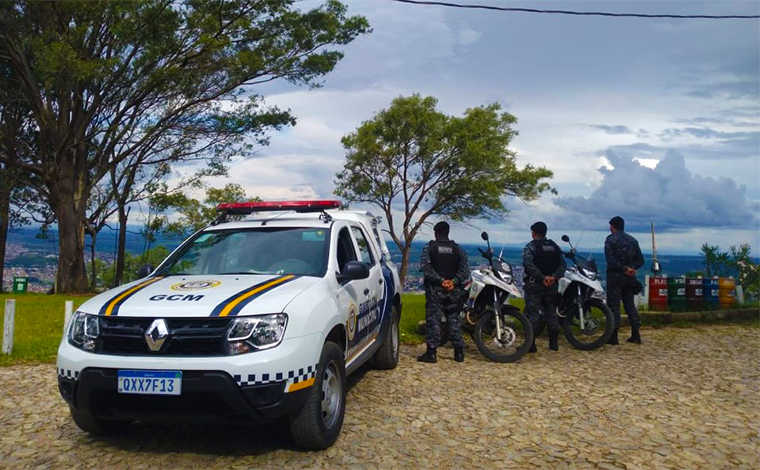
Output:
[474,307,534,363]
[562,298,614,350]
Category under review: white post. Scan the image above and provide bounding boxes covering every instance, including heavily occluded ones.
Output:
[3,299,15,355]
[644,274,650,307]
[64,301,74,335]
[735,285,744,305]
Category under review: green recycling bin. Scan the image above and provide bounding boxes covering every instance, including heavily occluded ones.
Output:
[667,277,686,312]
[12,276,28,293]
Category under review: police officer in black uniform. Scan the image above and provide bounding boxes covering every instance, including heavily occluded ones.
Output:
[417,221,470,363]
[605,216,645,345]
[523,221,566,352]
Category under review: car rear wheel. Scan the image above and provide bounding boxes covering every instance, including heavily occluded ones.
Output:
[373,305,400,369]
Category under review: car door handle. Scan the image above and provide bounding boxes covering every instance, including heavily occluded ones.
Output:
[364,288,370,296]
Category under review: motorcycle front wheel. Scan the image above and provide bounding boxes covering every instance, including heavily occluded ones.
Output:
[562,298,614,350]
[474,307,534,363]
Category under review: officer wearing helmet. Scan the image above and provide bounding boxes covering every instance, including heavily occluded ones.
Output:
[417,221,470,363]
[523,221,566,352]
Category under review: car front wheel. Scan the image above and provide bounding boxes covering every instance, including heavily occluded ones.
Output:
[288,341,346,449]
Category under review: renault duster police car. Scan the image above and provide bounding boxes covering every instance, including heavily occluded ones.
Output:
[57,200,402,449]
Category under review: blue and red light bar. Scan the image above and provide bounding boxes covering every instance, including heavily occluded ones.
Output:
[216,200,341,215]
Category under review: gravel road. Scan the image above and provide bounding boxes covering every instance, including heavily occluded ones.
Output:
[1,324,758,469]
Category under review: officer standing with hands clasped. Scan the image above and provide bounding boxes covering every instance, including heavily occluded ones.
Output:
[417,221,471,364]
[605,216,645,345]
[523,221,566,352]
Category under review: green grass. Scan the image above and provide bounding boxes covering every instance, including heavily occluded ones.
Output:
[0,293,94,366]
[2,291,752,366]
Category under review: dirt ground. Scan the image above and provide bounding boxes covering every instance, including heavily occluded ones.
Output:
[1,324,758,469]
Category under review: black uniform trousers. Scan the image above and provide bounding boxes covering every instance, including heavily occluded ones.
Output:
[424,284,465,349]
[524,281,559,332]
[606,272,640,329]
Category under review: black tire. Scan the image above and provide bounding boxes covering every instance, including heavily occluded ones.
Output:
[289,341,346,449]
[474,307,534,363]
[373,306,400,370]
[69,406,127,435]
[562,298,614,350]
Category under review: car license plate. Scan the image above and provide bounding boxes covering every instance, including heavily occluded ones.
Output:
[118,370,182,396]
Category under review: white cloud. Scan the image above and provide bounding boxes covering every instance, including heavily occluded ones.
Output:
[556,149,760,231]
[458,27,481,45]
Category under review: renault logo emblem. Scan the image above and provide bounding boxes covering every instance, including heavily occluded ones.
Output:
[145,319,169,352]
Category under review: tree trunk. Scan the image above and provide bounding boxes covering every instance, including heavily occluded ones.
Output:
[399,245,411,288]
[89,231,97,289]
[0,187,9,293]
[114,206,128,286]
[50,186,89,294]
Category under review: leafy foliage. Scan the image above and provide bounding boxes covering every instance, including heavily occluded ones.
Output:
[701,243,759,299]
[150,183,259,237]
[0,0,369,292]
[88,246,172,288]
[335,94,554,281]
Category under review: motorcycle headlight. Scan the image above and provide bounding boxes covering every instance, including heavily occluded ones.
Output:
[581,268,597,281]
[498,262,513,282]
[68,311,99,352]
[226,314,288,355]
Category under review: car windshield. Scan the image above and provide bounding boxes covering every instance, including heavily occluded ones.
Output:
[157,227,330,277]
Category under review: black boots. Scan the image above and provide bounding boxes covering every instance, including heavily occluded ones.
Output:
[607,328,620,345]
[548,329,559,351]
[627,327,642,344]
[418,346,464,362]
[528,341,537,353]
[454,347,464,363]
[417,346,437,363]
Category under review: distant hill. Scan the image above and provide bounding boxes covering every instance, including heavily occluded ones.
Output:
[6,226,183,256]
[4,226,726,279]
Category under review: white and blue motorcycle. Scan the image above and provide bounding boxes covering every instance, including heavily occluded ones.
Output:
[550,234,614,350]
[441,232,534,363]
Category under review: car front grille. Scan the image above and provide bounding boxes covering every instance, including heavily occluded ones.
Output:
[96,317,233,356]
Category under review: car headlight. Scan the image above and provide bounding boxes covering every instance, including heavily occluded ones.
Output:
[581,268,597,281]
[226,314,288,355]
[68,311,99,352]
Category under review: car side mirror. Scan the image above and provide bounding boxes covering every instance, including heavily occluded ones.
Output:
[481,231,489,241]
[337,260,370,283]
[561,235,570,243]
[137,265,155,279]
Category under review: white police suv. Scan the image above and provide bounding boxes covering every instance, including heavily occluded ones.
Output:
[57,200,402,449]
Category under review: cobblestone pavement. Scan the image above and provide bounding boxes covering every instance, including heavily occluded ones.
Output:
[1,324,758,469]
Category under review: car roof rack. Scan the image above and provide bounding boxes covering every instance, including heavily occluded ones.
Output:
[214,200,341,225]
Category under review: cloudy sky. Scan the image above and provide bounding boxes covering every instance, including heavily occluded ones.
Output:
[199,0,759,255]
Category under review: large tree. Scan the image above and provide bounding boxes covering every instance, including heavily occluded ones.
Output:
[0,0,369,292]
[335,94,555,283]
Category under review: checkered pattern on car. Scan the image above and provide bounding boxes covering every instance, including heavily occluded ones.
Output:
[59,368,79,380]
[233,364,317,388]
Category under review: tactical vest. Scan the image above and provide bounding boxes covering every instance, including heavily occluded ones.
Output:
[530,238,562,276]
[429,240,460,280]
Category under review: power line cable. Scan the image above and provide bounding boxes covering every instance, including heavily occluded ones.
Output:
[389,0,760,19]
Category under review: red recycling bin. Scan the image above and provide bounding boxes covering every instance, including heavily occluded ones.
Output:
[648,276,668,311]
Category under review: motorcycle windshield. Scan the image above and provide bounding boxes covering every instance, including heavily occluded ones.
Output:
[575,256,598,274]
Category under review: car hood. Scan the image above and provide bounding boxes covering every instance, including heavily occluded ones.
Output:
[79,274,320,318]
